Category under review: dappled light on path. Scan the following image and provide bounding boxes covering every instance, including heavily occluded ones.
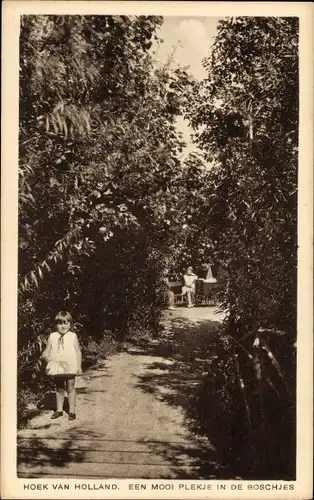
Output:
[18,307,225,479]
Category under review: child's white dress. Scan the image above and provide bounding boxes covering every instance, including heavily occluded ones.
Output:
[182,274,197,293]
[48,331,79,375]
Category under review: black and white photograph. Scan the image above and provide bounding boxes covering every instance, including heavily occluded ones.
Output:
[1,1,313,499]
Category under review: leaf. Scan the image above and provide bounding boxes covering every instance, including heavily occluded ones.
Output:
[262,344,291,396]
[30,272,38,287]
[56,112,63,133]
[51,115,58,134]
[62,119,68,137]
[253,354,262,381]
[43,261,50,271]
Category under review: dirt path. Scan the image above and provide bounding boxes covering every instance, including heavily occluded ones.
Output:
[18,306,225,479]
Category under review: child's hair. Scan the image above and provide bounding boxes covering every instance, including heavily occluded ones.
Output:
[55,310,73,325]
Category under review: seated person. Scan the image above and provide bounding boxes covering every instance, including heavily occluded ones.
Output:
[182,266,198,308]
[163,270,176,310]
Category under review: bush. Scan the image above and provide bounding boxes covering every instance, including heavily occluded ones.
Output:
[17,387,41,429]
[190,333,296,479]
[81,330,118,370]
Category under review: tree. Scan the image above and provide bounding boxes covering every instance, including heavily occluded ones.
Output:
[187,17,298,478]
[187,16,298,336]
[18,15,194,354]
[163,152,219,278]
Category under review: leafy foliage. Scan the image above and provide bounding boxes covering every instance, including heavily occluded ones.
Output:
[19,14,194,342]
[18,15,199,427]
[187,17,298,336]
[19,15,298,480]
[192,332,296,478]
[186,17,298,477]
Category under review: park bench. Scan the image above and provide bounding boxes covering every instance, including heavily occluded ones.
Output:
[169,281,188,305]
[169,279,220,307]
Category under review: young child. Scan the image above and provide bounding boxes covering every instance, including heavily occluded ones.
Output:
[41,311,82,421]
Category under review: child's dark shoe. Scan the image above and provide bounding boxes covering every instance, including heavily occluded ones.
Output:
[68,413,76,421]
[51,411,63,419]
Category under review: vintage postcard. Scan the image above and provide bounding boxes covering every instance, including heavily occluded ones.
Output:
[1,1,313,499]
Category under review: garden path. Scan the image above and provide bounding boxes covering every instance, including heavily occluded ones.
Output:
[17,306,225,479]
